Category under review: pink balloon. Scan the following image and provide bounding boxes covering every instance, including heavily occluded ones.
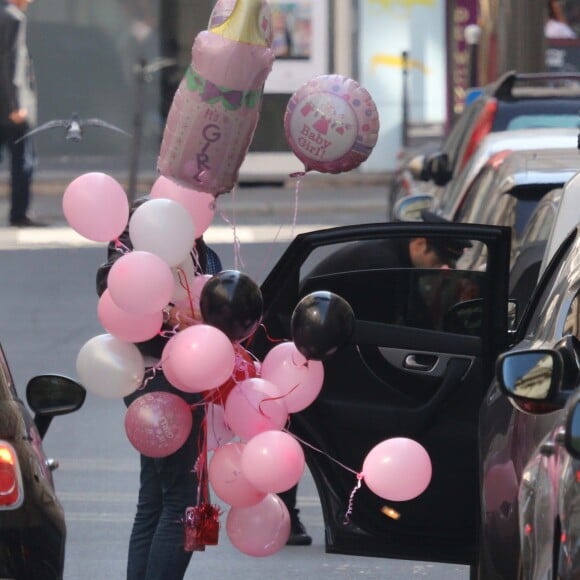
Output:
[362,438,432,502]
[226,493,290,557]
[162,325,235,393]
[260,342,324,412]
[206,403,235,450]
[97,289,163,343]
[157,3,275,196]
[224,378,288,441]
[284,74,380,174]
[160,336,191,392]
[208,442,266,507]
[107,251,175,315]
[62,172,129,242]
[241,430,305,494]
[150,176,216,236]
[124,391,193,458]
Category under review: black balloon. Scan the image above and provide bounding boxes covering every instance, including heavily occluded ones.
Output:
[200,270,263,342]
[291,291,355,361]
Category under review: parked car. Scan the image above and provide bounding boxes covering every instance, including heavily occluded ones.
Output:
[512,389,580,579]
[451,147,579,269]
[387,70,580,219]
[480,225,580,579]
[394,126,579,223]
[248,218,580,579]
[0,343,85,579]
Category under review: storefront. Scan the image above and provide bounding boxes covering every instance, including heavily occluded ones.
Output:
[26,0,478,176]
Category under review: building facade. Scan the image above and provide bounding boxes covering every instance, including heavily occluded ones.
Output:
[25,0,531,177]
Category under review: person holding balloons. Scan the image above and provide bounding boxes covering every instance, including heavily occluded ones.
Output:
[96,192,221,580]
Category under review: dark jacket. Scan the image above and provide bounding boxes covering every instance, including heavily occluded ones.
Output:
[0,0,36,125]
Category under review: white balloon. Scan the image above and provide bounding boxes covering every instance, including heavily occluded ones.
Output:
[129,198,196,267]
[76,334,145,399]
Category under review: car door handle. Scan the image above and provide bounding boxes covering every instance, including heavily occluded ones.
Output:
[404,354,438,372]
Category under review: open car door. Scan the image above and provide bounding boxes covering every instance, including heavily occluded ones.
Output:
[248,222,512,570]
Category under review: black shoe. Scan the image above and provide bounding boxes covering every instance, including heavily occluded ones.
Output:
[10,216,49,227]
[286,514,312,546]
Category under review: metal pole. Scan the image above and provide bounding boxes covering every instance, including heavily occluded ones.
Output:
[402,50,410,149]
[127,58,146,204]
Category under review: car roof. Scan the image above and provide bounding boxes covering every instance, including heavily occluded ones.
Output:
[541,171,580,276]
[439,128,579,219]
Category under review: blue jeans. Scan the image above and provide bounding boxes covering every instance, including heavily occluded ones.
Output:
[0,123,35,223]
[126,377,204,580]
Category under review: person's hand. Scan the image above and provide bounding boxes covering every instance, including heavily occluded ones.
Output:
[165,303,201,331]
[8,109,28,125]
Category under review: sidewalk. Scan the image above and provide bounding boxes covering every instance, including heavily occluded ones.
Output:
[0,160,393,227]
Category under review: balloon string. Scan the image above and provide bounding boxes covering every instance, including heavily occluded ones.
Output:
[113,237,131,254]
[284,429,359,477]
[343,475,363,524]
[253,175,303,283]
[217,206,245,272]
[140,361,162,390]
[291,173,302,241]
[176,267,196,319]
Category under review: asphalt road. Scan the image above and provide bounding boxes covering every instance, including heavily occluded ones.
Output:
[0,184,471,579]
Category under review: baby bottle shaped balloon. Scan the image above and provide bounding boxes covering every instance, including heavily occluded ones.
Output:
[157,0,274,197]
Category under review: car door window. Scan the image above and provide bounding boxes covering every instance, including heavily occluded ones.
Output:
[563,292,580,338]
[301,237,485,336]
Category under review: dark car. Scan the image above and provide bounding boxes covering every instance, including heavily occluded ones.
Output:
[479,224,580,579]
[0,344,85,579]
[387,70,580,219]
[247,219,580,579]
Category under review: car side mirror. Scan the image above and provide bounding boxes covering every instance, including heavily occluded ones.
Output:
[425,152,452,186]
[393,194,434,222]
[497,350,562,401]
[565,399,580,458]
[26,375,86,439]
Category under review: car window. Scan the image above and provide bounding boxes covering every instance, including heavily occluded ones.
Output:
[301,237,485,336]
[520,202,557,246]
[507,114,580,130]
[454,166,497,223]
[527,230,579,338]
[442,100,484,166]
[563,292,580,338]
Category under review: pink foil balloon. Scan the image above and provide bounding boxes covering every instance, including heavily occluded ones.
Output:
[97,289,163,343]
[226,493,291,556]
[208,442,266,507]
[107,251,175,315]
[124,391,193,458]
[260,342,324,413]
[284,74,380,174]
[150,176,216,237]
[62,172,129,242]
[224,377,288,441]
[241,430,305,494]
[362,438,432,502]
[163,324,235,393]
[157,0,275,196]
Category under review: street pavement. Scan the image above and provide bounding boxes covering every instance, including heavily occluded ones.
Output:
[0,166,392,249]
